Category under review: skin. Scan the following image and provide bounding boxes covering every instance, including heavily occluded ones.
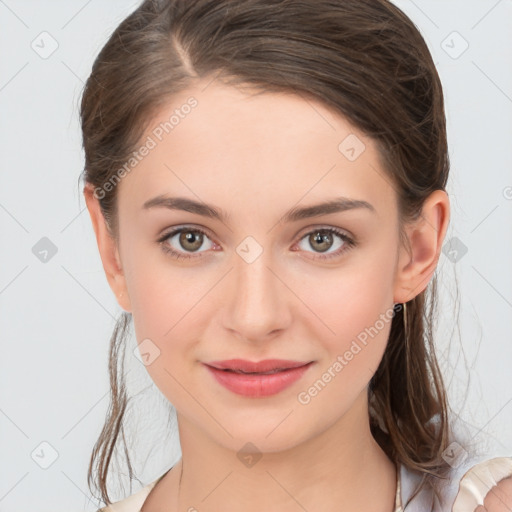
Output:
[476,476,512,512]
[84,78,450,512]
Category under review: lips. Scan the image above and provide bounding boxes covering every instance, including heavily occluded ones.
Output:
[203,359,315,397]
[205,358,311,374]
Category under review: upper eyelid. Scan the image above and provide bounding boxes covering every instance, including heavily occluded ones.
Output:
[161,224,351,239]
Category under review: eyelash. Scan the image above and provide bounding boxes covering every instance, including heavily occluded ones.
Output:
[157,226,356,262]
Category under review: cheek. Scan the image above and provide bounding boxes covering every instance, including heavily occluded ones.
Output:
[129,268,204,351]
[126,262,202,398]
[302,252,396,345]
[120,242,196,381]
[295,287,396,418]
[122,241,223,379]
[122,232,200,336]
[295,249,397,389]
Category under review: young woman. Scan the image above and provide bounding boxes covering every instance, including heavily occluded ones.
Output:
[80,0,512,510]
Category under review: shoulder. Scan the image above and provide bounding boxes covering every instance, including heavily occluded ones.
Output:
[95,473,164,512]
[453,456,512,512]
[399,454,512,511]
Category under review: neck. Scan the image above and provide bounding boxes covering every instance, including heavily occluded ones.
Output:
[147,389,397,512]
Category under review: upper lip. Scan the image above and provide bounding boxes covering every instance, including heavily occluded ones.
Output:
[205,359,312,373]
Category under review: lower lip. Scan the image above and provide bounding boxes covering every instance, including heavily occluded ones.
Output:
[204,363,314,397]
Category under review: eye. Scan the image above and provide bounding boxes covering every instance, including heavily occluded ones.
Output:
[157,225,356,261]
[157,226,217,260]
[294,227,356,261]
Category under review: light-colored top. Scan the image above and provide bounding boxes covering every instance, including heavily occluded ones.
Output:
[98,456,512,512]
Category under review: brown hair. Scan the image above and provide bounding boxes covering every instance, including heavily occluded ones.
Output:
[80,0,458,507]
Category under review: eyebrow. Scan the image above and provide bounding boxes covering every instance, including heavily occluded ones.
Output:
[142,195,376,223]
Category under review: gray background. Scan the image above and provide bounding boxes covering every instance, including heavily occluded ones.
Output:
[1,0,511,510]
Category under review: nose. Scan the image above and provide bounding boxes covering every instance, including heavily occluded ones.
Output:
[222,248,292,344]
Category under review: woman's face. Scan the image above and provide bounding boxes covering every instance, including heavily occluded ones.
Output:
[111,79,406,452]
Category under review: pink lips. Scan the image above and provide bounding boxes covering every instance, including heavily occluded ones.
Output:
[203,359,314,397]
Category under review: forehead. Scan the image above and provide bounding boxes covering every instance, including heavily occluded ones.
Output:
[117,79,396,220]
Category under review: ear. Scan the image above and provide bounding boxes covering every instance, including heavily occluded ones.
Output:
[83,183,132,312]
[393,189,450,303]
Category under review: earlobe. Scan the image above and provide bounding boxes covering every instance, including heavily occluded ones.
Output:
[393,189,450,303]
[83,183,132,312]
